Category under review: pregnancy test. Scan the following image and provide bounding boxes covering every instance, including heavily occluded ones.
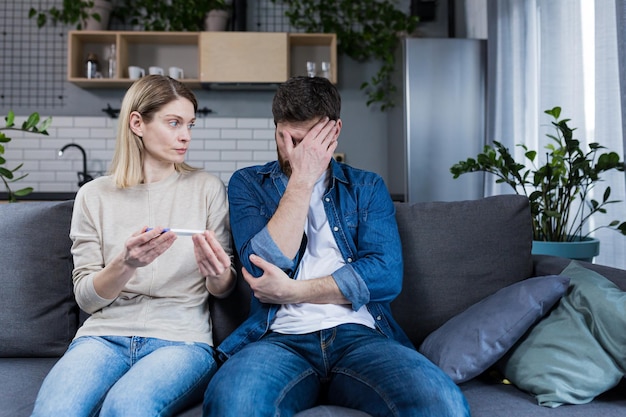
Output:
[146,228,204,236]
[169,228,204,236]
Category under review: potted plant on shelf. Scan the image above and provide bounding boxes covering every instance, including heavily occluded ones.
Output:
[29,0,113,30]
[114,0,229,31]
[450,106,626,261]
[1,111,52,202]
[205,1,230,31]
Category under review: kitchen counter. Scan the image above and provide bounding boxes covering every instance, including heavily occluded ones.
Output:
[0,192,76,202]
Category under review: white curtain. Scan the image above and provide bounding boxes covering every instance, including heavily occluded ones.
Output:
[485,0,626,269]
[593,0,626,268]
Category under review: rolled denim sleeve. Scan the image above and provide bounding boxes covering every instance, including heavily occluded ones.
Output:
[249,226,296,271]
[228,165,302,278]
[332,263,371,311]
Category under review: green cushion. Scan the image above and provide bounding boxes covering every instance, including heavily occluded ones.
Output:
[501,261,626,407]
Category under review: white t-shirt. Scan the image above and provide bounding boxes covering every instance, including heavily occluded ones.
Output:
[270,172,375,334]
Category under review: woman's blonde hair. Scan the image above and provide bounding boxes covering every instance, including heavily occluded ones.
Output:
[109,75,199,188]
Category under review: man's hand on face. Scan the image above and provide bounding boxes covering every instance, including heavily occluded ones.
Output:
[283,117,339,185]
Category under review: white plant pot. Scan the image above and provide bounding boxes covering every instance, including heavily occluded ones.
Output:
[204,9,229,31]
[83,0,113,30]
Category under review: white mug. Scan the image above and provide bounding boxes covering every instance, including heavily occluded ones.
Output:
[128,66,145,80]
[149,66,164,75]
[168,66,184,79]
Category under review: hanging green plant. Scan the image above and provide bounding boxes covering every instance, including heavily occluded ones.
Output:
[271,0,419,111]
[1,111,52,202]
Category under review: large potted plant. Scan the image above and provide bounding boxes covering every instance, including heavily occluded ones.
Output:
[1,111,52,202]
[29,0,113,30]
[450,106,626,261]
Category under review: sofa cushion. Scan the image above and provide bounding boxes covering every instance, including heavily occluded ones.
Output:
[391,195,534,346]
[0,358,59,417]
[419,275,569,383]
[0,201,78,357]
[460,377,626,417]
[501,261,626,407]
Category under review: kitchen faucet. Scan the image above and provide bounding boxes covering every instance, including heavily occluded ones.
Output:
[58,143,94,187]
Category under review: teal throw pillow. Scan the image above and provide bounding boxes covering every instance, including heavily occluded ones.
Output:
[418,275,569,384]
[501,261,626,407]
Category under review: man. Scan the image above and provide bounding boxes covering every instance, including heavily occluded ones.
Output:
[204,76,469,417]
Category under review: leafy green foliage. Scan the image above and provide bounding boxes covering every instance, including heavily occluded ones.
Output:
[29,0,228,32]
[1,111,51,202]
[29,0,100,30]
[113,0,227,31]
[451,107,626,242]
[271,0,419,111]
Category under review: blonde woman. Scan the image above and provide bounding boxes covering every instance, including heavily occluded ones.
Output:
[31,75,236,417]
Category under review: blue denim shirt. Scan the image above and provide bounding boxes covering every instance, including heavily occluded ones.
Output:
[217,159,413,360]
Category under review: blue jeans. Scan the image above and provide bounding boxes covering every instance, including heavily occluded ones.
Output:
[203,324,469,417]
[31,336,217,417]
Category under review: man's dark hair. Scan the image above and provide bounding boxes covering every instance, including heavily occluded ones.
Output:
[272,76,341,124]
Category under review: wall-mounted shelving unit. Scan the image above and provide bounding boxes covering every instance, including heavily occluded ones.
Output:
[67,31,337,89]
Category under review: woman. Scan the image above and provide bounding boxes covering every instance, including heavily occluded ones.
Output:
[31,75,236,417]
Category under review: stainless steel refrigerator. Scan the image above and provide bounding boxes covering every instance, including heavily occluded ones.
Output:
[387,37,486,203]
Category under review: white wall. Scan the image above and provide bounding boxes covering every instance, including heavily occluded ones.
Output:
[5,115,277,193]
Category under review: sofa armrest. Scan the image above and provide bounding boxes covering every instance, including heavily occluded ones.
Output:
[533,255,626,291]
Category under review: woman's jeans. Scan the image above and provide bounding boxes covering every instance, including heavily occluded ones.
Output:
[204,323,469,417]
[31,336,217,417]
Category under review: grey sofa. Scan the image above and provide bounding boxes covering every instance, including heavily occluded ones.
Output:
[1,195,624,417]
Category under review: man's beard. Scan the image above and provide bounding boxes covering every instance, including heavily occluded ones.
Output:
[278,153,292,177]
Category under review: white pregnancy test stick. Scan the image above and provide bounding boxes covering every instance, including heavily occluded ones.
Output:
[169,228,204,236]
[146,228,204,236]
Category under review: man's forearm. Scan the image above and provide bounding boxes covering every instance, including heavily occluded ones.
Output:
[266,177,313,259]
[297,275,350,305]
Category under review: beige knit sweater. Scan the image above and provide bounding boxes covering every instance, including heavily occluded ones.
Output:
[70,170,233,346]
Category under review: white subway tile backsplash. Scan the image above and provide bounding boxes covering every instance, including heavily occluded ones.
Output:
[57,128,91,139]
[204,140,238,151]
[221,129,253,139]
[253,151,277,162]
[237,140,269,150]
[193,128,222,140]
[10,137,39,149]
[203,161,238,172]
[253,129,276,140]
[187,150,221,161]
[49,117,76,127]
[89,128,116,139]
[74,118,108,128]
[203,118,238,128]
[220,151,253,161]
[237,118,273,129]
[7,116,276,192]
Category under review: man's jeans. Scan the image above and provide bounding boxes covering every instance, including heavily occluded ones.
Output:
[31,336,216,417]
[204,323,469,417]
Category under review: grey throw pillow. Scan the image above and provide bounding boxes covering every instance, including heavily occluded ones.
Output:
[0,200,78,357]
[392,195,534,346]
[419,275,569,383]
